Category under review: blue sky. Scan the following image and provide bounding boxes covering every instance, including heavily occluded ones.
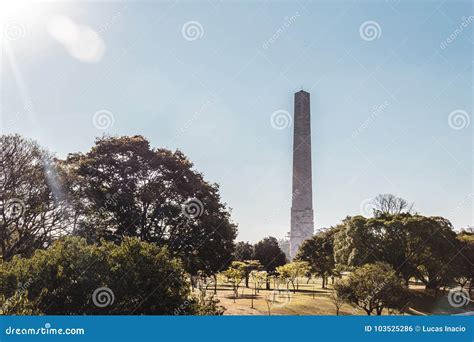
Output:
[1,0,472,242]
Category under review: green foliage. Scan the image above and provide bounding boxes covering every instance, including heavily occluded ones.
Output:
[296,228,338,287]
[65,135,237,276]
[334,263,408,315]
[456,232,474,289]
[276,261,310,292]
[333,214,462,290]
[0,292,39,315]
[234,241,254,261]
[253,237,287,273]
[0,237,201,315]
[222,261,246,300]
[250,270,268,291]
[333,216,379,267]
[189,294,225,316]
[181,284,225,316]
[241,260,263,287]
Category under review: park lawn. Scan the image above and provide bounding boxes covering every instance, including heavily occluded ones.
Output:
[207,277,473,316]
[209,276,365,315]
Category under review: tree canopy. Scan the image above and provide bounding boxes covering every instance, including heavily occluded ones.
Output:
[296,228,338,288]
[333,213,461,290]
[234,241,254,261]
[64,135,237,275]
[0,135,70,261]
[252,236,287,273]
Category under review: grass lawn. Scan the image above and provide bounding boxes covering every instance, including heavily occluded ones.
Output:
[197,276,474,316]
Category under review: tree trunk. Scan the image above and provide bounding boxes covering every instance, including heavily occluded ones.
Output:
[404,277,409,288]
[213,274,217,295]
[266,278,270,290]
[245,274,249,288]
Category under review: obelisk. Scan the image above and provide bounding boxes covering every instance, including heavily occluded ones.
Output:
[290,90,314,259]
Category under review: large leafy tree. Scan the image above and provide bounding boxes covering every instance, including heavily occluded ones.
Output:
[253,236,287,289]
[456,231,474,295]
[296,228,338,288]
[334,213,462,291]
[233,241,254,261]
[404,215,462,291]
[0,135,70,261]
[253,236,287,272]
[64,136,237,275]
[333,216,380,267]
[334,263,408,315]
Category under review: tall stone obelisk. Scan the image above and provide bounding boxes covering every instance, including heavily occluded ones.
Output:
[290,90,314,259]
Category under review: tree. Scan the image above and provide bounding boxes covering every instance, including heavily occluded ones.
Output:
[64,136,237,276]
[0,237,217,315]
[296,228,337,288]
[329,290,345,316]
[241,260,263,288]
[0,134,70,261]
[403,216,461,292]
[372,194,413,217]
[456,231,474,296]
[222,261,246,302]
[334,263,408,315]
[333,216,379,267]
[249,270,267,309]
[333,214,461,291]
[234,241,253,261]
[276,261,310,293]
[253,236,287,289]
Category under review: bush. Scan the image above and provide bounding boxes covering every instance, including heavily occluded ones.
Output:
[0,237,221,315]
